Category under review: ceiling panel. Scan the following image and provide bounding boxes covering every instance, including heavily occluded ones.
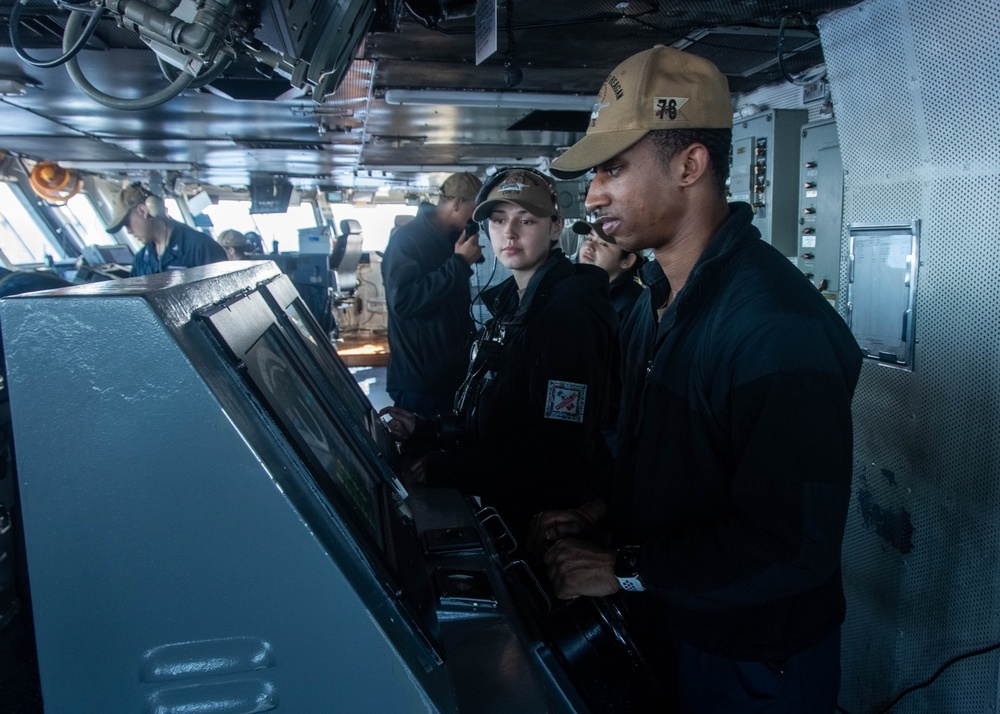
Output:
[0,0,861,193]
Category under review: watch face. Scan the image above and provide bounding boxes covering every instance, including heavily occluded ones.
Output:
[615,546,641,577]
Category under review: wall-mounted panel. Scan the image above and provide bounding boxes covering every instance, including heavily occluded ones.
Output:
[798,119,844,302]
[847,221,919,370]
[730,109,808,257]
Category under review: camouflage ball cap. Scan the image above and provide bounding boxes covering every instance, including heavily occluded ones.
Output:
[472,169,560,222]
[217,229,250,248]
[105,185,152,234]
[550,45,733,179]
[439,172,482,201]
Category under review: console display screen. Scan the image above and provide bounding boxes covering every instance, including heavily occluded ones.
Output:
[198,288,440,663]
[244,326,382,548]
[283,300,374,426]
[279,297,404,486]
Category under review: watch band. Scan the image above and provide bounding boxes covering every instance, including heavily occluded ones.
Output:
[617,574,646,593]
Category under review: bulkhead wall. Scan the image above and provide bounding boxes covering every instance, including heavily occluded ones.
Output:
[821,0,1000,710]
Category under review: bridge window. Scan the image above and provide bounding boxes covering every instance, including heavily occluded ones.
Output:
[202,200,319,253]
[55,193,118,248]
[0,182,60,265]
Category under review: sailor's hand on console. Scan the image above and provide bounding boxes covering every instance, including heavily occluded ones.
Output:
[529,510,588,555]
[528,499,606,556]
[378,406,416,441]
[542,538,619,600]
[454,230,483,265]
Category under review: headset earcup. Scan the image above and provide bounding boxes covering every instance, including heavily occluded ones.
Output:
[474,171,505,206]
[145,194,166,218]
[473,171,506,236]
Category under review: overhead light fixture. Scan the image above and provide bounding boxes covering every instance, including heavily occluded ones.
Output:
[383,89,595,112]
[0,79,28,96]
[370,135,427,147]
[57,161,194,172]
[364,165,469,173]
[458,156,546,166]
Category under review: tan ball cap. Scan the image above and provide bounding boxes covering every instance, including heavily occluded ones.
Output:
[550,45,733,179]
[472,169,560,222]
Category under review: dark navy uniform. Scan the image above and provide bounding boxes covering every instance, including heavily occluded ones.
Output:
[382,202,476,414]
[131,221,226,276]
[613,203,861,708]
[425,250,617,545]
[608,267,643,326]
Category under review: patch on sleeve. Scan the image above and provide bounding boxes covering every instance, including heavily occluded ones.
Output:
[544,380,587,423]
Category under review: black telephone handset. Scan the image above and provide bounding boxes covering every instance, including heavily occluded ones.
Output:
[466,219,485,263]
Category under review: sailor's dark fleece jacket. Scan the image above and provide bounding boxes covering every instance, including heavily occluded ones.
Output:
[608,267,643,326]
[430,250,617,544]
[382,202,475,400]
[614,202,862,661]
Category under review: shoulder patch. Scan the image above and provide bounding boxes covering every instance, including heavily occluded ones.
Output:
[544,380,587,423]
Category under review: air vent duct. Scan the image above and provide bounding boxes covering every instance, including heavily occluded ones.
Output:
[234,139,332,152]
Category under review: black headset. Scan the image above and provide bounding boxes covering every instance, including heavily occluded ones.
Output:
[468,167,565,329]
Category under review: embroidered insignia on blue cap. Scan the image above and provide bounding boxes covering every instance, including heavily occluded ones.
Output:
[544,380,587,423]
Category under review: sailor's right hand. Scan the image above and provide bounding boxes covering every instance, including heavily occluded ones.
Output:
[378,406,417,441]
[454,229,483,265]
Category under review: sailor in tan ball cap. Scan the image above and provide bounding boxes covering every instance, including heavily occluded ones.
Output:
[537,45,861,714]
[550,44,733,182]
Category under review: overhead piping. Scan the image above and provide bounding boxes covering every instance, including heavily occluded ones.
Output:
[57,161,195,171]
[383,89,595,111]
[62,0,249,111]
[9,0,107,69]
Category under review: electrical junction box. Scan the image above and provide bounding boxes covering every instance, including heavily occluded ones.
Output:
[797,119,844,302]
[730,108,808,257]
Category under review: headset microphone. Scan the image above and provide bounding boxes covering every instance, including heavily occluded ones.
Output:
[466,218,485,264]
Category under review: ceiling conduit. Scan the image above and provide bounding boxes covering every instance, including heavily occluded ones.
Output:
[63,0,246,111]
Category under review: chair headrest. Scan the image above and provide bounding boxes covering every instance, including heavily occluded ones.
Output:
[340,219,362,235]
